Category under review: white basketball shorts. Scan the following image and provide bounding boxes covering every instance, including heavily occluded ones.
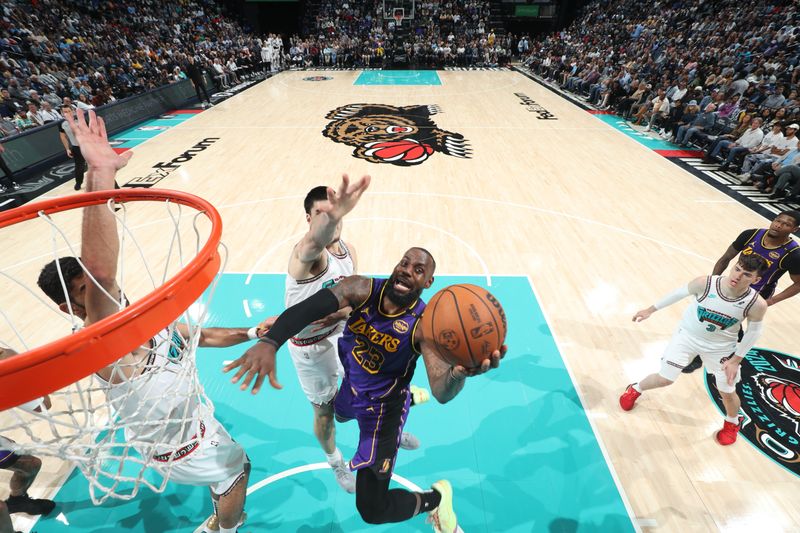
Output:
[154,415,248,496]
[288,332,344,406]
[659,328,741,394]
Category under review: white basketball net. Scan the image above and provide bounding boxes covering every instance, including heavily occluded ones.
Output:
[0,197,225,504]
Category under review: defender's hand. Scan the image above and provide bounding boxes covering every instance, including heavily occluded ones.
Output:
[722,357,740,386]
[255,316,277,336]
[310,308,349,332]
[224,341,282,394]
[324,173,371,221]
[633,307,655,322]
[67,109,133,170]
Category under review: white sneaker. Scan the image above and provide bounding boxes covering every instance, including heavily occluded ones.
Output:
[736,172,751,181]
[399,432,420,450]
[331,460,356,493]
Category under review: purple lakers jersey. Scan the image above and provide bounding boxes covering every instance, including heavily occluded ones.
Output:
[338,278,426,399]
[734,229,800,298]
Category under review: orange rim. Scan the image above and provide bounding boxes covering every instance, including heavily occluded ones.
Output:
[0,189,222,411]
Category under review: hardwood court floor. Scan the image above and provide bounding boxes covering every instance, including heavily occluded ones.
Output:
[2,70,799,531]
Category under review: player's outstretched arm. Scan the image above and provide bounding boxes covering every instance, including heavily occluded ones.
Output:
[224,275,372,394]
[176,316,274,348]
[632,276,706,322]
[70,109,133,326]
[294,174,370,264]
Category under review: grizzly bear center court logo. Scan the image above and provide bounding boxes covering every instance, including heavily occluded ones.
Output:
[322,104,471,166]
[706,348,800,477]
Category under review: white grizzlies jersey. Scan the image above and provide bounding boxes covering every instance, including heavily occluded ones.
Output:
[285,241,354,345]
[679,275,759,351]
[98,326,204,453]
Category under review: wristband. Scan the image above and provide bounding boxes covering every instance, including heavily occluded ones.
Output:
[247,326,258,340]
[258,336,280,348]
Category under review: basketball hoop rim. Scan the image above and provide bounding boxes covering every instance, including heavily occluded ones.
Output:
[0,189,223,411]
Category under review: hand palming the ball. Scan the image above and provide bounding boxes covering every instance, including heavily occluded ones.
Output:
[451,344,507,379]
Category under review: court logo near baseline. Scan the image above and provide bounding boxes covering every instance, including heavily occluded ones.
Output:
[303,76,333,81]
[322,104,470,166]
[706,348,800,476]
[123,138,220,188]
[514,93,557,120]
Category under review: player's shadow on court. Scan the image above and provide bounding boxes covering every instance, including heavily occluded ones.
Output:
[48,486,208,532]
[478,349,586,412]
[396,396,633,530]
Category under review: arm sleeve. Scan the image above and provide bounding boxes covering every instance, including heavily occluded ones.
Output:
[261,289,340,348]
[735,320,764,358]
[653,285,692,310]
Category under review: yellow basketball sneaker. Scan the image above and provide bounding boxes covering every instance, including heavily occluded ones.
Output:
[202,511,247,532]
[410,385,430,405]
[427,480,463,533]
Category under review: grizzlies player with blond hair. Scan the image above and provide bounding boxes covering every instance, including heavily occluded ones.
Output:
[620,254,769,445]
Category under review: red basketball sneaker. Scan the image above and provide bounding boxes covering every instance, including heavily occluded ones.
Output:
[619,384,641,411]
[715,416,743,446]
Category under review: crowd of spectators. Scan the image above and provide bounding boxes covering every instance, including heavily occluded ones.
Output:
[0,0,274,136]
[290,0,524,69]
[523,0,800,201]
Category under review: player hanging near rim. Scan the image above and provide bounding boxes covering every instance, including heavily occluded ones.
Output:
[225,247,506,532]
[620,254,769,445]
[270,178,429,493]
[36,109,266,533]
[682,210,799,374]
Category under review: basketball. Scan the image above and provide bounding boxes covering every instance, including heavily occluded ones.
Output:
[421,284,507,369]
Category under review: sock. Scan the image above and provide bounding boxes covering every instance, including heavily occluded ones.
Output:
[325,448,344,465]
[725,415,740,424]
[632,383,642,393]
[218,526,237,533]
[419,490,442,513]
